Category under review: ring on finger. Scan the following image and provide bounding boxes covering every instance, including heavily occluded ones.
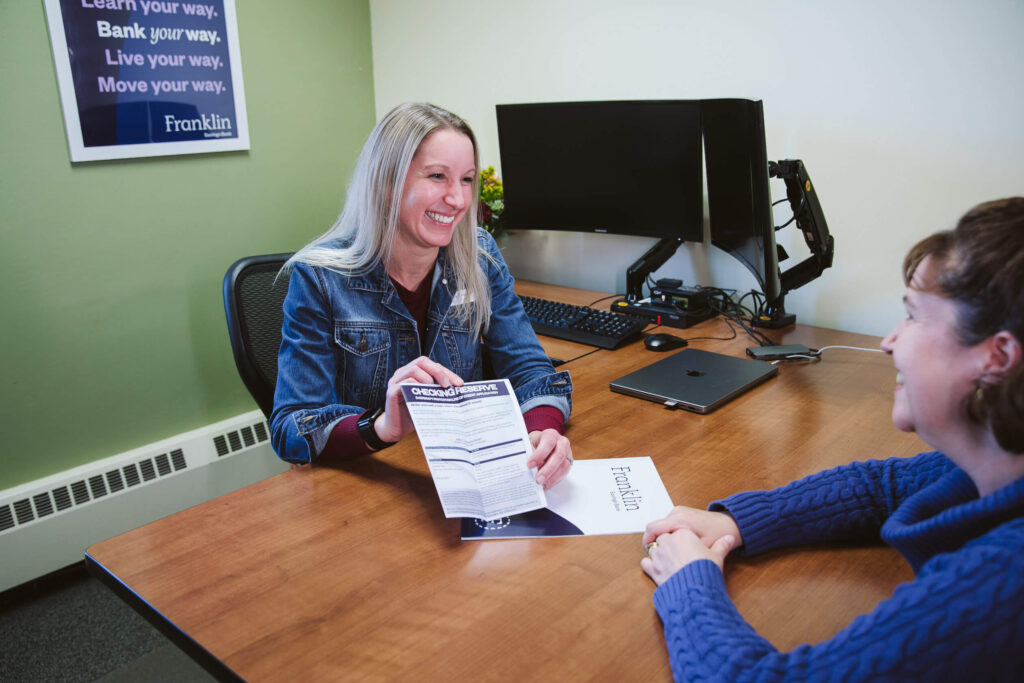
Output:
[645,541,658,554]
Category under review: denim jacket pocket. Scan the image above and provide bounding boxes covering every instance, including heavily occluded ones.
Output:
[334,324,391,406]
[438,320,479,377]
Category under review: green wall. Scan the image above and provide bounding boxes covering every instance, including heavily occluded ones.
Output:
[0,2,376,490]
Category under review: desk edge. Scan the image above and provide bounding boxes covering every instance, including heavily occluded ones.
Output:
[84,551,243,683]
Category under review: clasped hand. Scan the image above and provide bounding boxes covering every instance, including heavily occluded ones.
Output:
[373,357,572,489]
[640,506,742,586]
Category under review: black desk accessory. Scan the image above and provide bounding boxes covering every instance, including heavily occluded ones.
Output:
[610,279,715,330]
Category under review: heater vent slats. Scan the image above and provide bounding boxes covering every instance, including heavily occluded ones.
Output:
[106,470,125,494]
[0,505,13,532]
[33,493,55,518]
[2,415,271,538]
[122,464,141,488]
[88,475,108,499]
[52,486,73,511]
[71,480,90,505]
[171,449,187,471]
[14,499,35,524]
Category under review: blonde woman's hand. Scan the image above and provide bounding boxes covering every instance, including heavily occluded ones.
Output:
[372,357,463,446]
[527,429,573,489]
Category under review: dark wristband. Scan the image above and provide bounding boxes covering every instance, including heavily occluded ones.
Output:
[357,407,396,451]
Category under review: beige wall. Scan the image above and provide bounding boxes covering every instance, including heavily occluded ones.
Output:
[369,0,1024,336]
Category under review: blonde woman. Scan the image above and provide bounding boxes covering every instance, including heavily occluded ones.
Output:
[271,103,573,488]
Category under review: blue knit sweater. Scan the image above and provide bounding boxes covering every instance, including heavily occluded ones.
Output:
[653,452,1024,681]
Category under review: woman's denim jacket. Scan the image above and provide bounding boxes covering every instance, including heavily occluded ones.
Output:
[270,228,573,464]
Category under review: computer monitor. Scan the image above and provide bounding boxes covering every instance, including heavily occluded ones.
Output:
[701,99,782,306]
[702,98,833,328]
[496,100,703,242]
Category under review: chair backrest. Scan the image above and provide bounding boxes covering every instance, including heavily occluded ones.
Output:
[223,253,293,419]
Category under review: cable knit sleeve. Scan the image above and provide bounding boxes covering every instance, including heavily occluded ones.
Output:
[654,522,1024,682]
[712,452,955,555]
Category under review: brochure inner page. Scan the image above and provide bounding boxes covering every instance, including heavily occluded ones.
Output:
[400,379,546,519]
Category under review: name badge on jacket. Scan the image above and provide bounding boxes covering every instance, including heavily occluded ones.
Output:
[450,289,475,307]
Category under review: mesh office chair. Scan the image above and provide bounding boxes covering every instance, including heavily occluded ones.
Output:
[223,253,293,419]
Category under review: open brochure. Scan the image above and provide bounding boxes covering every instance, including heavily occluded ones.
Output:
[461,457,674,540]
[400,379,546,519]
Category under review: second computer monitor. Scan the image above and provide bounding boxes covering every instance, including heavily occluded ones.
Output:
[701,98,783,305]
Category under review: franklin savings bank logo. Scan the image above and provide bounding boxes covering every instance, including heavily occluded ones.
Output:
[471,517,511,531]
[163,113,235,139]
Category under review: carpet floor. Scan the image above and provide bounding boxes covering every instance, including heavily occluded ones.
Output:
[0,562,214,682]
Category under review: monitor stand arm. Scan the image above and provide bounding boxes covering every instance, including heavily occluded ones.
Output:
[768,159,834,296]
[625,237,683,302]
[754,159,835,329]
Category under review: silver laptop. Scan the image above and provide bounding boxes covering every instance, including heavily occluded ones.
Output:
[609,348,778,414]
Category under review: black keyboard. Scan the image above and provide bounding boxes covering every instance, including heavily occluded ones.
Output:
[519,295,647,349]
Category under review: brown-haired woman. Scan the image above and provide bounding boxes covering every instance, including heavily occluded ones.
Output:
[641,197,1024,681]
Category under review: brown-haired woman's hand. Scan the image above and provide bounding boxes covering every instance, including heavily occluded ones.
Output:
[641,528,738,586]
[641,506,742,554]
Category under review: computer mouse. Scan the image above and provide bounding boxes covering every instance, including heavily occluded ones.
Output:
[644,333,688,352]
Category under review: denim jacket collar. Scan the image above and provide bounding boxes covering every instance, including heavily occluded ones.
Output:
[339,247,456,311]
[338,248,460,355]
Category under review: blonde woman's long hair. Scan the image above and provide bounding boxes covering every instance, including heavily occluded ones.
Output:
[289,102,492,336]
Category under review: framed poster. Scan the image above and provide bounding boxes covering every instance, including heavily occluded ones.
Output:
[44,0,250,162]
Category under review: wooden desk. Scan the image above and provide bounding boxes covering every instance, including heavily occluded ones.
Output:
[86,281,925,682]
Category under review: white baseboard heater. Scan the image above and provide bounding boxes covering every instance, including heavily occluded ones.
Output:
[0,410,289,593]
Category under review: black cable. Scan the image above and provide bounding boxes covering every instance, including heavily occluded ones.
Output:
[772,193,802,231]
[586,293,624,307]
[702,287,777,346]
[679,323,738,344]
[736,290,761,317]
[551,347,603,366]
[744,289,787,344]
[774,215,797,230]
[726,308,774,346]
[737,317,777,347]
